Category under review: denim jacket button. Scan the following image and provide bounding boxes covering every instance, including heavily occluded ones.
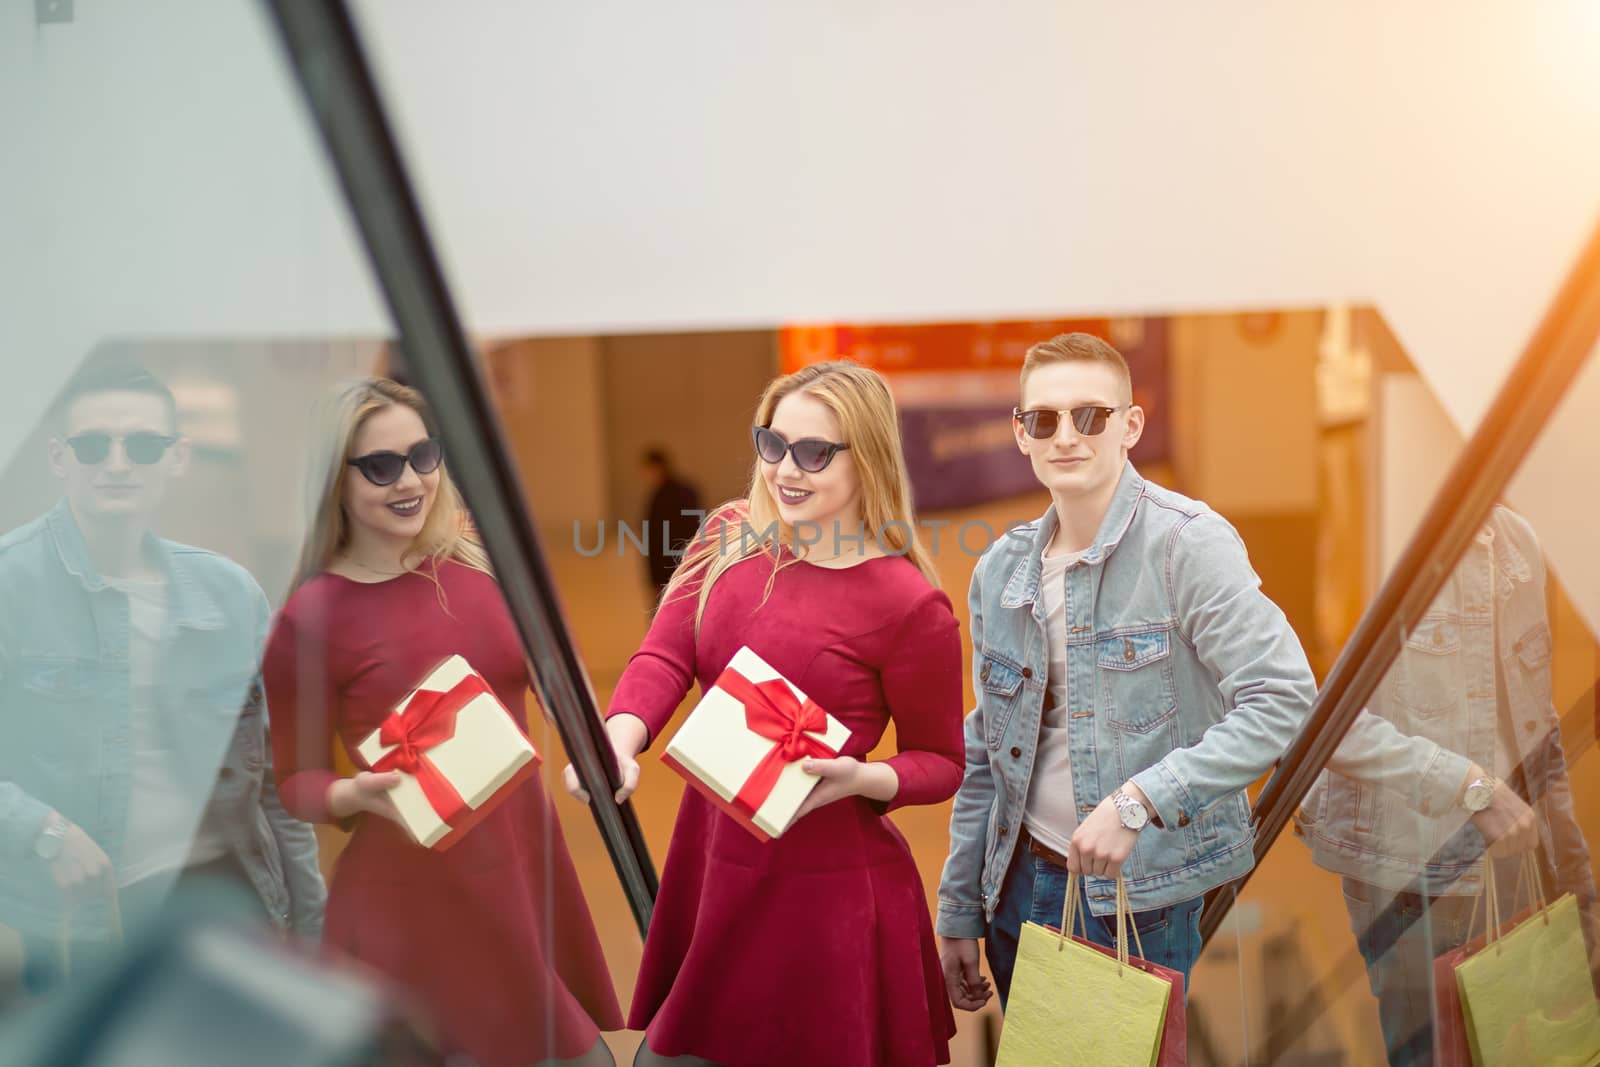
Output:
[1010,746,1022,759]
[980,664,991,683]
[1177,811,1190,827]
[1021,667,1033,679]
[998,825,1009,837]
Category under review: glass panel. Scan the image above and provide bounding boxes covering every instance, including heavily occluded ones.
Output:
[1,4,629,1063]
[1189,339,1600,1066]
[479,330,777,1064]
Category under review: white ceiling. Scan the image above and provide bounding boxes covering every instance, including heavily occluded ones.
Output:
[5,0,1597,623]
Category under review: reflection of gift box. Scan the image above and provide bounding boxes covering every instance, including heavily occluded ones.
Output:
[355,655,540,850]
[662,646,851,841]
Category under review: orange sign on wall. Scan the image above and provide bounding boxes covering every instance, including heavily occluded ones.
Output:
[779,318,1113,375]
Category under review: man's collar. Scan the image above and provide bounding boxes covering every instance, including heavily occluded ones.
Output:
[1000,462,1146,607]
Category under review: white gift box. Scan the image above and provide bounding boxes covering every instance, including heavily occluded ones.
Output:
[356,655,539,850]
[662,646,852,841]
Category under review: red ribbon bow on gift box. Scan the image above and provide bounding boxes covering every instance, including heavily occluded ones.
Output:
[370,671,494,825]
[713,666,839,819]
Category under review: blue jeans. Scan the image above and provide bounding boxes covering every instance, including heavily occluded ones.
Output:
[1341,876,1491,1067]
[985,837,1205,1010]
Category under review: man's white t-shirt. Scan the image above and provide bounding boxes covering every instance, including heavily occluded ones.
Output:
[108,574,230,888]
[1022,546,1089,858]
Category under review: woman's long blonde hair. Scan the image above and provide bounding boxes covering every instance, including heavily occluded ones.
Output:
[290,378,491,592]
[666,360,937,629]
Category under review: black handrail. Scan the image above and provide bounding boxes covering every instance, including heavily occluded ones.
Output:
[1200,218,1600,943]
[261,0,658,934]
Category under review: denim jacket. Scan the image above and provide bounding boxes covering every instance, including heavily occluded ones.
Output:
[1296,507,1597,904]
[0,500,325,940]
[936,464,1318,929]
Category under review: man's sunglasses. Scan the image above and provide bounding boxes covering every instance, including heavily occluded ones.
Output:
[346,438,444,487]
[752,426,850,473]
[64,432,178,466]
[1013,405,1128,440]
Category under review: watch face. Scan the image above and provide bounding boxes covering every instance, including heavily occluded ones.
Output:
[1119,799,1149,830]
[34,833,63,861]
[1464,780,1495,812]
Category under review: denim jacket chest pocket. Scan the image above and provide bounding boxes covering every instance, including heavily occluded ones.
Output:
[1393,617,1463,719]
[1096,628,1178,733]
[1509,621,1554,713]
[977,650,1028,747]
[13,656,108,766]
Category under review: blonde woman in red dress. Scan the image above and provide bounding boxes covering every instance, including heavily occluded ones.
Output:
[263,378,623,1067]
[564,361,964,1067]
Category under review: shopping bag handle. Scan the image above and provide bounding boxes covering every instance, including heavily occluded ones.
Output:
[1058,872,1084,952]
[1514,851,1551,927]
[1468,858,1503,953]
[1470,852,1553,957]
[1058,873,1146,973]
[1116,877,1147,964]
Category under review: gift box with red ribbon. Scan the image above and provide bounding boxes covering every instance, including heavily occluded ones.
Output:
[662,646,852,841]
[355,655,540,850]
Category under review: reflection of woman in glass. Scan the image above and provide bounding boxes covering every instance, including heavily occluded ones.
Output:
[263,379,622,1067]
[565,362,964,1067]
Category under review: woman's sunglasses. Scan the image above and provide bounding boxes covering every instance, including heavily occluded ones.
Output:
[752,426,850,473]
[347,438,444,487]
[1013,405,1128,440]
[64,432,178,466]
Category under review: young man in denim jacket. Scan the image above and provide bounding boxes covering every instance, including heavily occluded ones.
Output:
[935,331,1321,1010]
[0,358,324,992]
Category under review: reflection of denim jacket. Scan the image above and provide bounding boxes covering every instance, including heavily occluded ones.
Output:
[1297,508,1597,904]
[0,500,325,939]
[937,464,1318,928]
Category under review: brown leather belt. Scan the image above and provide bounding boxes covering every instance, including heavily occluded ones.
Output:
[1021,826,1072,870]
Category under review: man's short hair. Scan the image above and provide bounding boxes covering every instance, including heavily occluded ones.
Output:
[52,355,179,434]
[1020,332,1132,403]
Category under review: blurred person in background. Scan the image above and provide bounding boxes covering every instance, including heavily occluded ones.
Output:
[567,361,964,1067]
[263,378,622,1067]
[0,357,324,997]
[639,446,702,602]
[1296,505,1599,1066]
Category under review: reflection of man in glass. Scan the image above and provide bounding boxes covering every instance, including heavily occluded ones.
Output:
[1297,506,1597,1066]
[0,358,324,992]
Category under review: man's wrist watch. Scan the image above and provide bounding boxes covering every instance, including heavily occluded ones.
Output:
[1462,775,1498,813]
[1112,789,1150,831]
[33,813,68,861]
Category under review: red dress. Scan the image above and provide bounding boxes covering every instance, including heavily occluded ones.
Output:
[263,559,623,1067]
[611,544,965,1067]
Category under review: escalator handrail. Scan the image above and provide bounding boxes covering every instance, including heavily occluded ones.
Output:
[261,0,658,935]
[1201,219,1600,943]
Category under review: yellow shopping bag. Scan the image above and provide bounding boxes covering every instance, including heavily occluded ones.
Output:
[1455,854,1600,1067]
[997,873,1172,1067]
